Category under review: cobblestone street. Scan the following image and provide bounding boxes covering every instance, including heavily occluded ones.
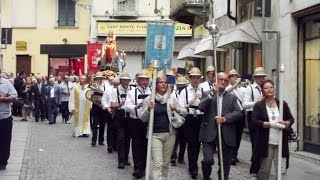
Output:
[1,116,319,180]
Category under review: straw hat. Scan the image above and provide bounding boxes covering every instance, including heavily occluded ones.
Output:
[119,72,131,80]
[94,71,105,79]
[253,67,267,77]
[176,76,189,85]
[228,69,241,77]
[136,69,150,78]
[206,65,215,73]
[188,67,202,77]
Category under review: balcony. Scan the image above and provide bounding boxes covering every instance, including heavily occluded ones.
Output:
[169,0,206,25]
[112,0,138,19]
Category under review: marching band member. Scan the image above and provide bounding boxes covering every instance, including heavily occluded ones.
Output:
[110,72,132,169]
[200,65,215,92]
[69,75,92,137]
[90,72,107,146]
[171,76,189,166]
[178,67,203,179]
[124,70,151,179]
[226,69,247,165]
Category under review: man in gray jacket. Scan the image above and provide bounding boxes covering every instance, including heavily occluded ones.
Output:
[198,72,241,180]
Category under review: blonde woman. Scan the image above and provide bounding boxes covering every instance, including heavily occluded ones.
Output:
[140,73,187,180]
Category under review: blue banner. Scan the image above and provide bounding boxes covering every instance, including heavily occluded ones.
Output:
[145,24,175,69]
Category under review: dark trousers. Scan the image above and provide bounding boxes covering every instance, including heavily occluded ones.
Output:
[114,110,131,164]
[247,111,259,174]
[106,113,117,149]
[0,116,13,166]
[232,111,245,159]
[34,100,46,121]
[90,107,106,144]
[47,98,58,123]
[171,127,187,161]
[202,139,233,180]
[60,101,70,123]
[129,118,147,172]
[180,114,202,173]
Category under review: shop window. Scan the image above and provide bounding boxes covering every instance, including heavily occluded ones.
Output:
[58,0,76,27]
[239,0,255,23]
[239,43,262,80]
[217,52,231,73]
[305,21,320,40]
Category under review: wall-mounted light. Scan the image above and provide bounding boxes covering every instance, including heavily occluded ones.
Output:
[62,38,68,44]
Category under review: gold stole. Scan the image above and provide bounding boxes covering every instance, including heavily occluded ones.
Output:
[73,83,91,131]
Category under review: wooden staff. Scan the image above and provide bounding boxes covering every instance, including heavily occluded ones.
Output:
[278,64,285,180]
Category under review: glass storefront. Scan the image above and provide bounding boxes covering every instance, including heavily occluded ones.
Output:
[303,14,320,153]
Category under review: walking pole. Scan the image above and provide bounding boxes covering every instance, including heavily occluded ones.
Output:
[277,64,285,180]
[145,60,159,180]
[209,22,224,180]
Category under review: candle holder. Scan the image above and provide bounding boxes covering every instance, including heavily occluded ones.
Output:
[120,51,126,71]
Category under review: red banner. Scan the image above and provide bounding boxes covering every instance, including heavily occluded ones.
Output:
[87,42,103,73]
[70,58,85,76]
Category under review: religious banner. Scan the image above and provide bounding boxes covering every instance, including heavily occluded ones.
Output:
[87,42,102,73]
[145,23,175,69]
[70,58,85,76]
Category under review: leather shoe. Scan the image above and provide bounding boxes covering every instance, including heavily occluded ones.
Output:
[0,165,6,170]
[107,147,113,153]
[171,159,176,166]
[118,162,124,169]
[231,158,236,165]
[132,171,143,179]
[190,171,197,179]
[124,161,131,166]
[99,142,105,145]
[91,142,96,147]
[178,159,185,164]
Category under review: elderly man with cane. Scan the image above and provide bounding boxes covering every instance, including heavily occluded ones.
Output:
[199,72,242,180]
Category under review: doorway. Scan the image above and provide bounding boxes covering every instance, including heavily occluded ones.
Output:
[16,55,31,76]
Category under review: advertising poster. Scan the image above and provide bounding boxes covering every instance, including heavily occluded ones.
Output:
[145,23,175,69]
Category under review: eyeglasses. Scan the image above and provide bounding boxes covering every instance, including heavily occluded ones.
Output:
[156,81,167,84]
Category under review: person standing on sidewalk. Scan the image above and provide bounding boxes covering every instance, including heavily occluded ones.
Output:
[30,77,47,122]
[60,76,71,123]
[243,67,267,175]
[0,71,18,170]
[45,78,61,124]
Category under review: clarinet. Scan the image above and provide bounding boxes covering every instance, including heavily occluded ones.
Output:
[194,85,198,117]
[123,87,127,118]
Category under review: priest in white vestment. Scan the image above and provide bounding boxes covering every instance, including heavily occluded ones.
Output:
[69,75,92,137]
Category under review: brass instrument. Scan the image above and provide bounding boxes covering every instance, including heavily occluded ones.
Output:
[85,82,104,108]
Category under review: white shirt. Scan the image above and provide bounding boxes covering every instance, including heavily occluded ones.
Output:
[101,84,113,110]
[59,82,70,102]
[110,85,132,110]
[179,84,203,115]
[226,84,246,111]
[124,85,151,119]
[267,106,280,145]
[243,82,262,111]
[200,81,213,92]
[50,87,55,98]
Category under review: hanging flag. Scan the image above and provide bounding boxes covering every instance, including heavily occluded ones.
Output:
[145,23,175,70]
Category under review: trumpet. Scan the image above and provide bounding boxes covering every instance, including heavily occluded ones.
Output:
[85,81,104,108]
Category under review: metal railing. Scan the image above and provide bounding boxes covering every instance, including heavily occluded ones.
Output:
[170,0,204,12]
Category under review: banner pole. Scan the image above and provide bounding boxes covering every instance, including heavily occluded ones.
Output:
[145,60,159,180]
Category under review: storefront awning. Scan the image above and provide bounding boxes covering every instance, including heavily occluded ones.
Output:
[194,36,227,56]
[177,40,205,60]
[115,37,191,53]
[217,19,262,49]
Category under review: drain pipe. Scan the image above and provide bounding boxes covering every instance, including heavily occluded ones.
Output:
[227,0,236,23]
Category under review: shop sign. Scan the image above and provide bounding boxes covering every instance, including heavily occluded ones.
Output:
[97,22,191,37]
[16,41,27,51]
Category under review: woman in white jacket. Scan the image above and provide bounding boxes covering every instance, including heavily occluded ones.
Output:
[140,73,187,180]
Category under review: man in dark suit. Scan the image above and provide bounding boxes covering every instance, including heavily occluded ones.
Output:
[30,77,47,122]
[198,72,241,180]
[45,78,61,124]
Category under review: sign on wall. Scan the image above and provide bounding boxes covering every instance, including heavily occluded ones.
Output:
[145,23,175,69]
[16,41,27,51]
[97,22,191,37]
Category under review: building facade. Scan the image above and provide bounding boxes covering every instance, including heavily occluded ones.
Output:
[90,0,193,77]
[0,0,91,76]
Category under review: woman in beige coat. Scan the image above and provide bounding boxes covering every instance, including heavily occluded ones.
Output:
[140,73,187,180]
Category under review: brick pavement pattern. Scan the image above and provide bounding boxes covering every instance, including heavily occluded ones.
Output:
[19,116,256,180]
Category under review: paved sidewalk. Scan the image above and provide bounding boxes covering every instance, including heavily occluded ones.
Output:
[0,117,30,180]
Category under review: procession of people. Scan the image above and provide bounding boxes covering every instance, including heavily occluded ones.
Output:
[0,65,295,180]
